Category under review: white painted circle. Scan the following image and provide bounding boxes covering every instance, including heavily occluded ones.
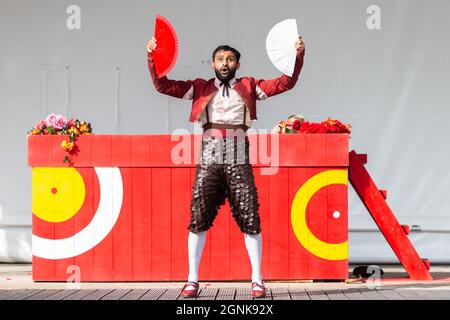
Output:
[32,167,123,260]
[332,211,341,219]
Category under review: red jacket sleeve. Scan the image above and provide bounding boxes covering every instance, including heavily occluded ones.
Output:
[255,50,304,97]
[147,51,193,99]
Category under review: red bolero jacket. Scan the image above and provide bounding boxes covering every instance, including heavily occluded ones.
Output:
[147,50,304,122]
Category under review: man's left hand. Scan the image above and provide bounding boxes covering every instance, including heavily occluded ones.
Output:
[295,35,305,54]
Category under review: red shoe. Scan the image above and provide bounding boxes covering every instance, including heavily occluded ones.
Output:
[251,282,267,298]
[181,282,199,298]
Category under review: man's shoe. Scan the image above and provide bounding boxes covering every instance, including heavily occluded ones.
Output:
[181,282,199,298]
[251,282,267,298]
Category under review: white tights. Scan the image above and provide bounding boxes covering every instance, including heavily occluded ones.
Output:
[185,231,263,291]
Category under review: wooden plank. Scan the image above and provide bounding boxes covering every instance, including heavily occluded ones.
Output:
[358,289,387,300]
[196,288,219,300]
[306,134,327,167]
[376,289,405,300]
[62,289,97,300]
[326,134,349,167]
[327,168,348,280]
[111,135,132,166]
[307,168,329,280]
[308,290,330,300]
[287,134,307,166]
[32,166,57,281]
[71,135,93,167]
[349,150,433,280]
[150,135,172,166]
[341,288,367,300]
[100,289,132,300]
[24,289,64,300]
[120,289,151,300]
[288,168,309,279]
[28,135,53,166]
[158,288,181,300]
[215,288,236,300]
[138,289,166,300]
[4,290,45,300]
[288,288,310,300]
[234,288,252,300]
[91,135,112,167]
[131,135,151,166]
[267,168,289,280]
[93,168,114,281]
[113,167,133,281]
[272,287,290,300]
[132,168,152,280]
[0,290,25,300]
[433,290,450,300]
[44,289,81,300]
[394,289,425,300]
[410,289,445,300]
[151,168,172,280]
[54,167,75,281]
[52,135,70,167]
[81,289,115,300]
[325,289,349,300]
[74,168,95,281]
[171,168,193,281]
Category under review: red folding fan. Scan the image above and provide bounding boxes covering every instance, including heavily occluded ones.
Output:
[153,14,179,78]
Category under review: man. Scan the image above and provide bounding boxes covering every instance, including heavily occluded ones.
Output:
[147,35,305,298]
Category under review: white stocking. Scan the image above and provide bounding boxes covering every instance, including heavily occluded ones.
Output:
[186,231,206,290]
[244,232,263,289]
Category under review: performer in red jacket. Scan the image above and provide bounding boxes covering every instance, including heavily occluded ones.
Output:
[147,36,305,298]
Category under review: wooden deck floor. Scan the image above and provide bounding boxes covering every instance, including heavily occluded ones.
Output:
[0,287,449,300]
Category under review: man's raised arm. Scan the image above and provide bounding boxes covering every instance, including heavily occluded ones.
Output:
[255,35,306,98]
[147,37,193,99]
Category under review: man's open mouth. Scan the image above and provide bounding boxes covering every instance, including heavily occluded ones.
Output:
[221,68,229,74]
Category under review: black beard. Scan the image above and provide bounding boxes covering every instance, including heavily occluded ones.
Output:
[215,67,236,82]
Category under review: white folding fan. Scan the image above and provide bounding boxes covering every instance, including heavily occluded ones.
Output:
[265,19,298,76]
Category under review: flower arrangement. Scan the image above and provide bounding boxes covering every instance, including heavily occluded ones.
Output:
[271,114,305,134]
[272,115,351,135]
[28,113,93,164]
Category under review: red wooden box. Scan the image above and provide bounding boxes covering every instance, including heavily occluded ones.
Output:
[28,133,349,281]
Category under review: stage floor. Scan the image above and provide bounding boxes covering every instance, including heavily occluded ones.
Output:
[0,264,449,300]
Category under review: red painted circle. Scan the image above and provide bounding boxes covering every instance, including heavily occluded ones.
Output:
[51,187,58,194]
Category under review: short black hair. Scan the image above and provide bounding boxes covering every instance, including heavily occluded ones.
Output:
[212,45,241,62]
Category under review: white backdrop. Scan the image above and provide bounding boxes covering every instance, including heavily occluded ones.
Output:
[1,0,449,263]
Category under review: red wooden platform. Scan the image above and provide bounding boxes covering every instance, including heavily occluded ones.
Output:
[28,134,349,281]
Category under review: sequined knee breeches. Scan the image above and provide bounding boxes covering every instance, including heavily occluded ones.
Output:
[189,136,261,234]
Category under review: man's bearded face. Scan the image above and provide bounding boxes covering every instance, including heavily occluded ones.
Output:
[212,50,240,82]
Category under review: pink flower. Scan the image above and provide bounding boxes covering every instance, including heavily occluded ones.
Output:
[45,113,68,130]
[35,119,46,130]
[68,118,76,127]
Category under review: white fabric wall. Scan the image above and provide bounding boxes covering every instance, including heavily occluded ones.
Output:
[1,0,449,263]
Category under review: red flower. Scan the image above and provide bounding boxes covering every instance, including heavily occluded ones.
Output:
[292,119,301,131]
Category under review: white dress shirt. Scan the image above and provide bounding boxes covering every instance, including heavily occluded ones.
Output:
[182,77,268,128]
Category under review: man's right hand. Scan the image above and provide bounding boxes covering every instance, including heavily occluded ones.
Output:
[147,36,157,53]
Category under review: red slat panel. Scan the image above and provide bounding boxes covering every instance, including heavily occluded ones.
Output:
[132,168,152,280]
[113,168,133,280]
[268,168,289,279]
[92,135,112,167]
[28,135,53,167]
[151,168,172,280]
[170,168,191,280]
[288,168,309,279]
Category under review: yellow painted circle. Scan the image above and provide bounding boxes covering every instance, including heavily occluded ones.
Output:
[32,167,86,222]
[290,170,348,261]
